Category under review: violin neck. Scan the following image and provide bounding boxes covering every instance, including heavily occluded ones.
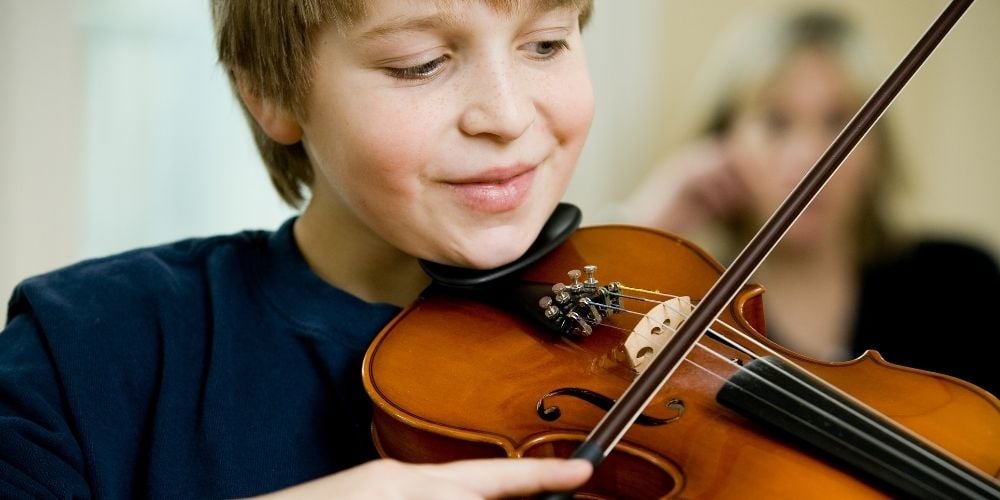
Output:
[717,356,1000,499]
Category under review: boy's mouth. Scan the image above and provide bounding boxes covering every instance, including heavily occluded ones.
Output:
[446,164,537,213]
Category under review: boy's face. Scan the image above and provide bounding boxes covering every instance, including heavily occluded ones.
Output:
[299,0,593,269]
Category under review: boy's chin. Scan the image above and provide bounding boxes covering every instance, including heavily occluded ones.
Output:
[441,234,537,271]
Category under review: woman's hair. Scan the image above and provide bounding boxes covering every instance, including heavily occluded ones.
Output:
[211,0,594,208]
[687,8,904,263]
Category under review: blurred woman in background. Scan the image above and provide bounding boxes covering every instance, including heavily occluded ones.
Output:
[622,8,999,395]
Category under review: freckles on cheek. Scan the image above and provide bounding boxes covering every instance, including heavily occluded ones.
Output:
[372,99,447,176]
[349,122,429,197]
[364,97,433,151]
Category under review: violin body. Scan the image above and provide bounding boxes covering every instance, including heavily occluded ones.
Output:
[362,225,1000,499]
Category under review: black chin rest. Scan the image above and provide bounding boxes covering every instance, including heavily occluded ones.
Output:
[419,202,582,288]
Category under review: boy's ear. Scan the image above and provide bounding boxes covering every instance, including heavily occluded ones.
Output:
[234,72,303,145]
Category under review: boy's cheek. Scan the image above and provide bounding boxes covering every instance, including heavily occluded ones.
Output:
[552,72,595,139]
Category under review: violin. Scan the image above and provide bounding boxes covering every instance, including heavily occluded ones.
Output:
[363,212,1000,499]
[362,0,1000,498]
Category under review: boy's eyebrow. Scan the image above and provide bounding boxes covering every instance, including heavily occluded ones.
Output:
[357,15,452,41]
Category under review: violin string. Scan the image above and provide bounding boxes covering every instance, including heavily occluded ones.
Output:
[589,288,932,435]
[612,286,782,355]
[682,337,984,492]
[577,302,979,491]
[588,290,766,362]
[581,296,908,471]
[569,314,757,385]
[605,289,893,417]
[604,285,769,353]
[570,302,875,457]
[672,353,953,486]
[583,289,984,488]
[575,295,767,376]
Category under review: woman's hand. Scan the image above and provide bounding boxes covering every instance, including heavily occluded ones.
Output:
[623,138,749,235]
[257,457,593,500]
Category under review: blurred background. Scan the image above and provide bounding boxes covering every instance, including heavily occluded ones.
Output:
[2,0,998,324]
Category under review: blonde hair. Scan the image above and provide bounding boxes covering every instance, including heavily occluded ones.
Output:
[686,8,904,262]
[211,0,594,207]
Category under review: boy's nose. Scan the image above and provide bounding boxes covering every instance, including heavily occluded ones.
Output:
[458,62,535,142]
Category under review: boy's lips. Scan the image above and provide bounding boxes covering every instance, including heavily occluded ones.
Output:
[445,164,537,213]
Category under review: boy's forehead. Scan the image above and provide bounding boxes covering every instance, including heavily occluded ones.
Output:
[352,0,580,34]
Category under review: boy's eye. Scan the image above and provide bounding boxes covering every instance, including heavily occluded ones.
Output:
[386,56,448,80]
[524,40,570,59]
[382,38,568,80]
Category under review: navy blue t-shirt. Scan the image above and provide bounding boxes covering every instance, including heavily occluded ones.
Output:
[0,217,401,498]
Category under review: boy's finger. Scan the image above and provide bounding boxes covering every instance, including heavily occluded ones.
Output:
[419,458,593,498]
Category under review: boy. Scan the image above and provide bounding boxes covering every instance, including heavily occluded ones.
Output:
[1,0,594,497]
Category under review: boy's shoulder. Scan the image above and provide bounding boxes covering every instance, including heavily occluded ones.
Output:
[6,222,286,329]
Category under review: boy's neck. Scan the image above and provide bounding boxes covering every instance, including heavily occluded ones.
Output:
[293,195,430,308]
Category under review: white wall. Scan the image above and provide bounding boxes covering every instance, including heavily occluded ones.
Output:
[569,0,1000,255]
[1,1,84,321]
[1,0,294,324]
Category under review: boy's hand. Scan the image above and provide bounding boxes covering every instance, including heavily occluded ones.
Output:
[256,457,593,499]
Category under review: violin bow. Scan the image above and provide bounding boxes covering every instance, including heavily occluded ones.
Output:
[544,0,977,498]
